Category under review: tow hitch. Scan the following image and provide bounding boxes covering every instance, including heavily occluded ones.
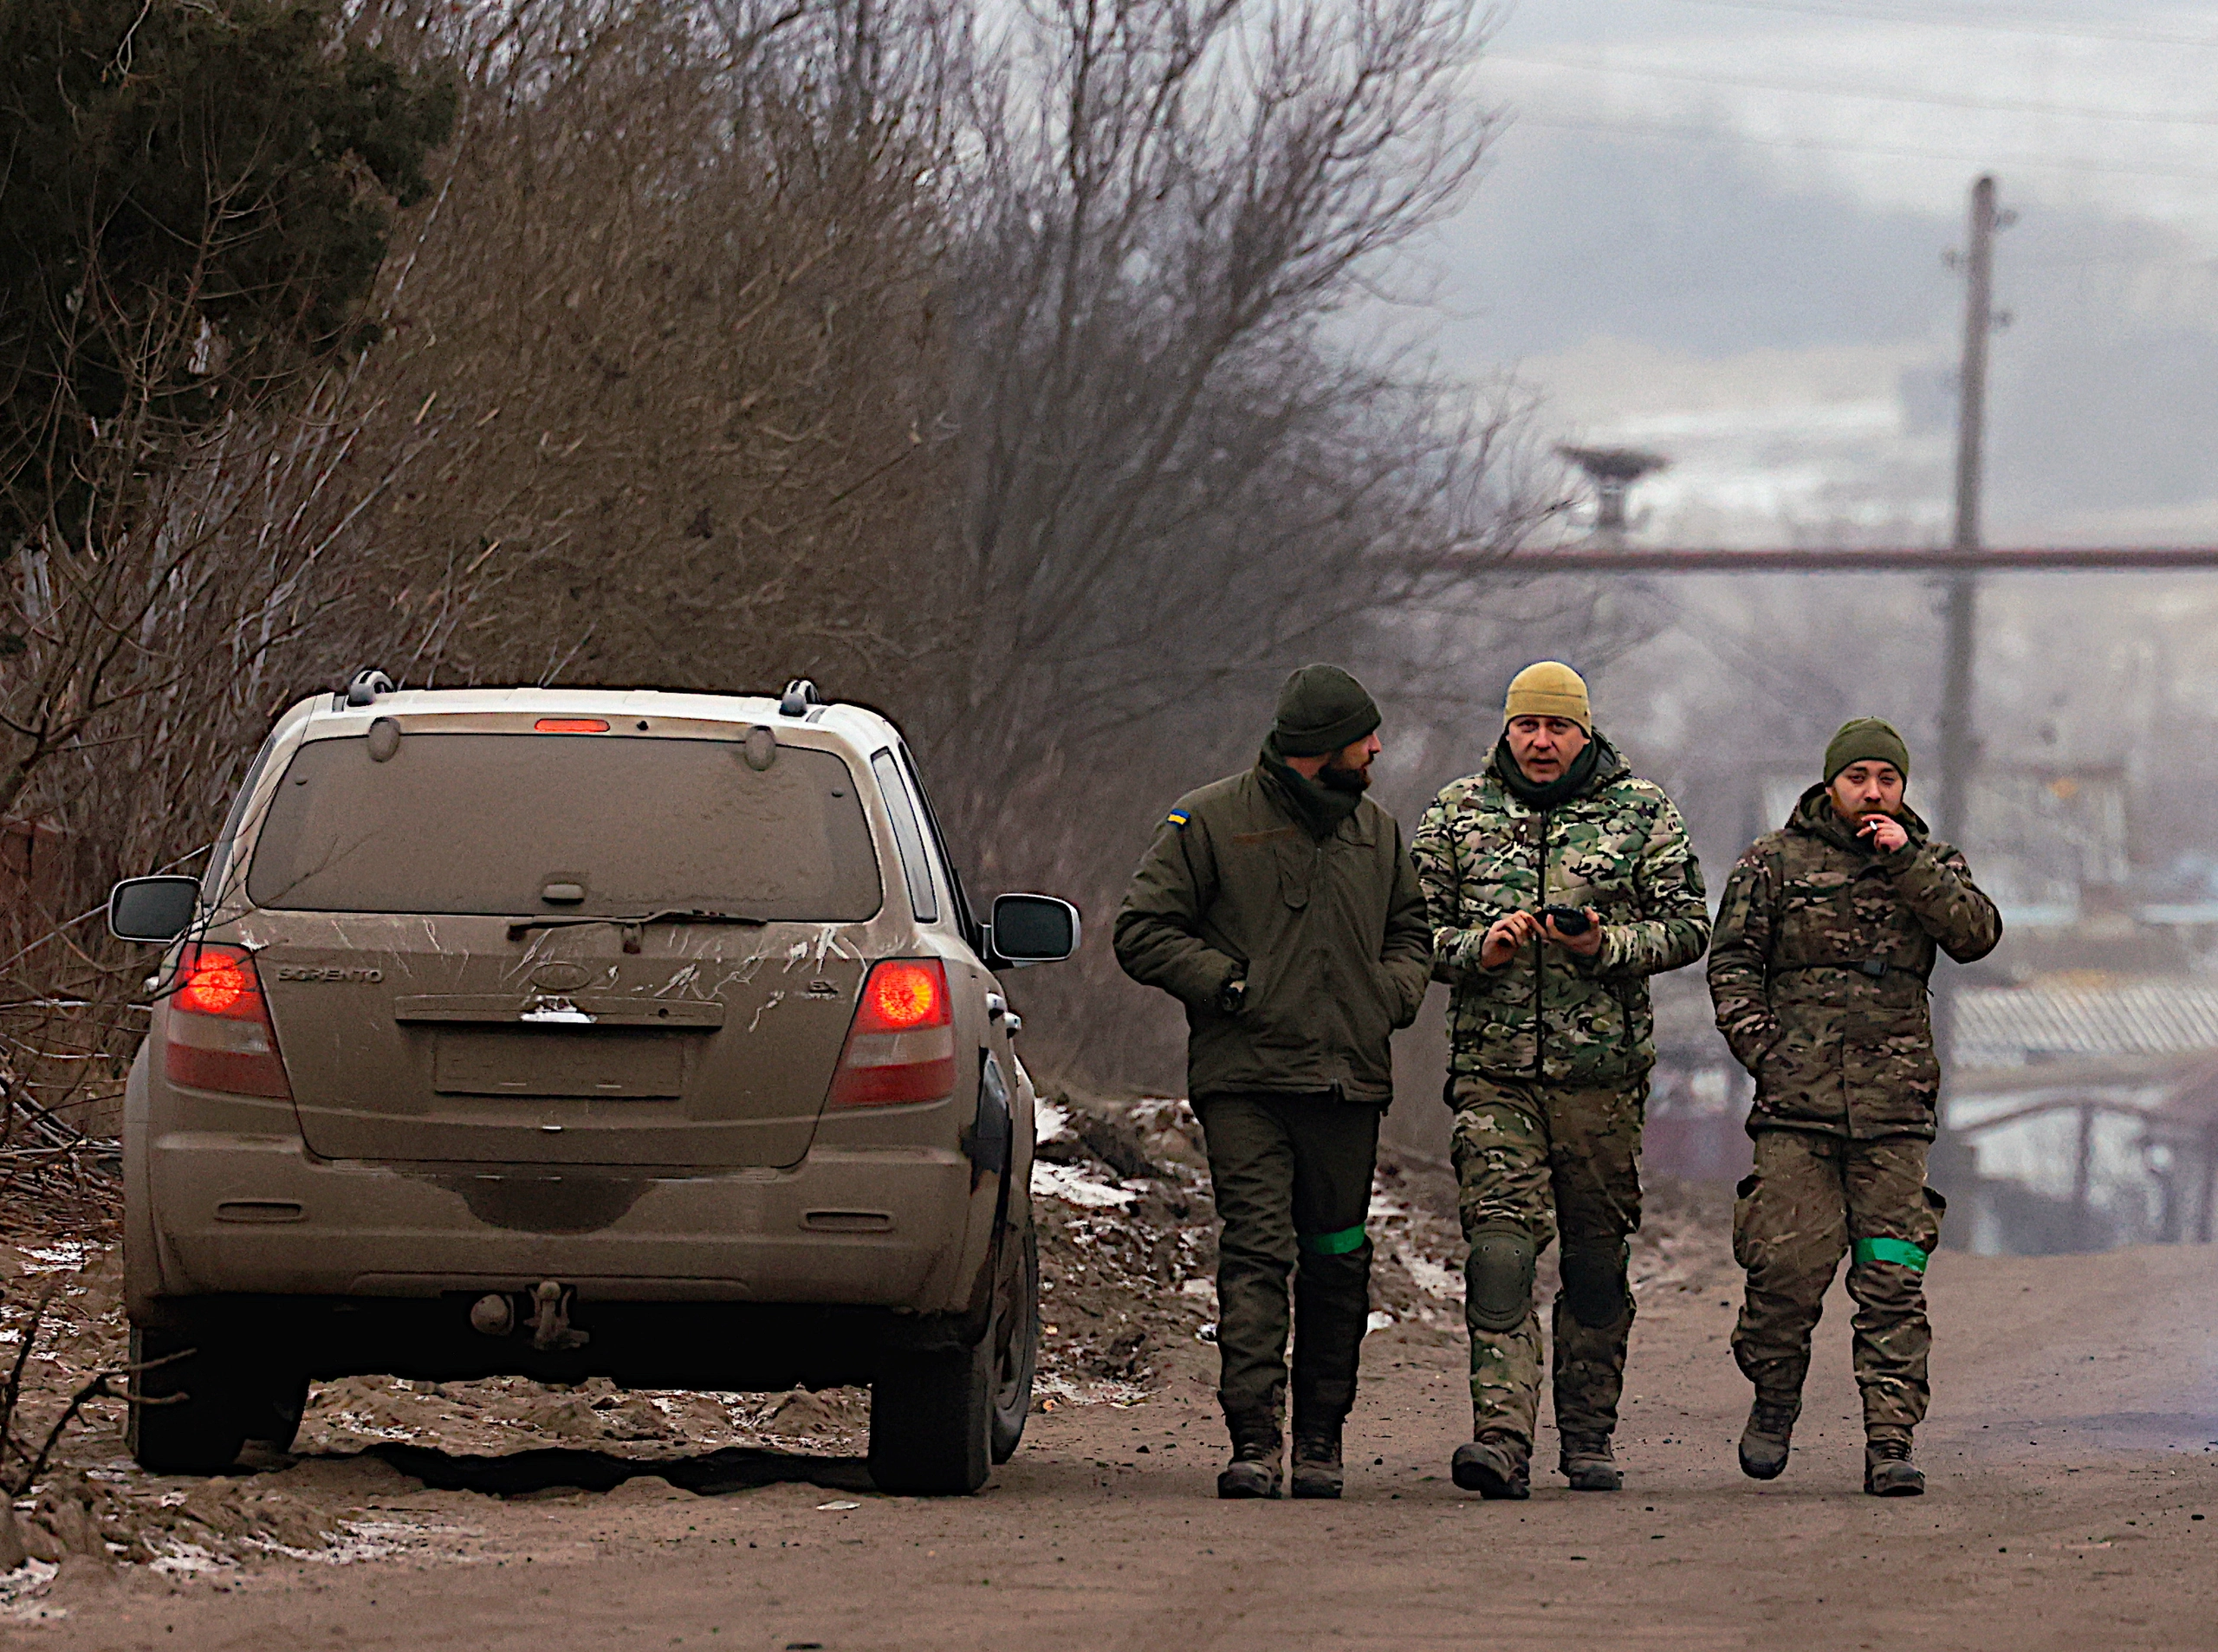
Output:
[466,1281,591,1351]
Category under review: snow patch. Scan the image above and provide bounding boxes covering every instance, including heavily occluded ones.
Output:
[1032,1160,1137,1208]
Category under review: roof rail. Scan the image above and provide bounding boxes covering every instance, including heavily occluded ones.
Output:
[346,669,396,707]
[779,678,826,718]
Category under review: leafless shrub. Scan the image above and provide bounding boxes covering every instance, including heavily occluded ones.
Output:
[0,1280,177,1568]
[324,0,962,694]
[892,0,1565,1079]
[0,0,1590,1129]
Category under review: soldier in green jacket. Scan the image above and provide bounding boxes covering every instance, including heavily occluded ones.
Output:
[1114,664,1431,1500]
[1708,717,2001,1496]
[1412,662,1710,1500]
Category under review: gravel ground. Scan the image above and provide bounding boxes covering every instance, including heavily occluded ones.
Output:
[0,1093,1729,1622]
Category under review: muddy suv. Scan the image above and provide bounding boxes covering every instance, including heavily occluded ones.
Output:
[107,676,1075,1494]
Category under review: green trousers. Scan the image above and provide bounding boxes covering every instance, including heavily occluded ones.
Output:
[1449,1075,1644,1449]
[1731,1129,1945,1437]
[1193,1092,1380,1434]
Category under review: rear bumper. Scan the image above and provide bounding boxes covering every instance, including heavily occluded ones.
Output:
[139,1133,983,1315]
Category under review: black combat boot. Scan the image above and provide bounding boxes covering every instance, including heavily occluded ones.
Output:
[1450,1429,1530,1500]
[1217,1416,1283,1500]
[1739,1392,1801,1481]
[1559,1431,1622,1492]
[1290,1424,1344,1500]
[1864,1431,1924,1497]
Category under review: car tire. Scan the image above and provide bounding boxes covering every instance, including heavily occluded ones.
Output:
[989,1221,1039,1465]
[243,1369,311,1451]
[127,1325,250,1475]
[867,1331,994,1495]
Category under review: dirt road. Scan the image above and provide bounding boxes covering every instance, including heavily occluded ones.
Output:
[24,1235,2218,1652]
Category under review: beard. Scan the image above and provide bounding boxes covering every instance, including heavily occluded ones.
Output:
[1318,756,1372,794]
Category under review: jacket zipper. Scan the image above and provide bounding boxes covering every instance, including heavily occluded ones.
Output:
[1533,808,1549,1081]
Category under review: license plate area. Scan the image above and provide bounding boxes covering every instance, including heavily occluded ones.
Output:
[431,1029,689,1098]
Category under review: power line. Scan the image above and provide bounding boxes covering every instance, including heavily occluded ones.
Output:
[1501,547,2218,572]
[1676,0,2218,49]
[1511,110,2218,183]
[1490,51,2218,128]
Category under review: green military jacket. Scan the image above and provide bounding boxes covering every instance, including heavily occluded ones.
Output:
[1112,762,1431,1105]
[1411,737,1710,1090]
[1708,785,2002,1141]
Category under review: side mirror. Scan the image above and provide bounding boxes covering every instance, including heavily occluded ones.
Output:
[108,876,201,944]
[989,893,1080,967]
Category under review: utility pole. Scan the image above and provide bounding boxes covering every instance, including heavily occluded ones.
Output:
[1936,174,1997,846]
[1932,173,2003,1192]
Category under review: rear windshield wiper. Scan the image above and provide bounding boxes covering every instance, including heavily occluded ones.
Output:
[508,910,771,952]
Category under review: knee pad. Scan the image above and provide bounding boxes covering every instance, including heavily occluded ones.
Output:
[1559,1241,1630,1329]
[1464,1226,1536,1333]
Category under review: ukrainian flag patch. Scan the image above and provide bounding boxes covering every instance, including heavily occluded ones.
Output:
[1165,808,1190,829]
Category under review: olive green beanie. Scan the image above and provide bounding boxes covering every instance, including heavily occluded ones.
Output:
[1824,717,1910,783]
[1272,664,1381,758]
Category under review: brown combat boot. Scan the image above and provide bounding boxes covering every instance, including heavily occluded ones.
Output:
[1217,1416,1282,1500]
[1290,1425,1344,1500]
[1450,1429,1530,1500]
[1739,1392,1801,1481]
[1559,1431,1622,1492]
[1864,1432,1924,1497]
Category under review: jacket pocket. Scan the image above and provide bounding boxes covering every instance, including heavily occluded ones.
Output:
[1913,1184,1946,1253]
[1333,960,1396,1060]
[1842,1009,1942,1123]
[1731,1173,1761,1269]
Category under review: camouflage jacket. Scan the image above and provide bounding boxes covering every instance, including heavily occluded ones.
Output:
[1112,761,1431,1105]
[1411,737,1710,1090]
[1708,785,2002,1141]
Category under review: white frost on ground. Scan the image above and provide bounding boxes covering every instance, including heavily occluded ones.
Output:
[315,1519,483,1567]
[1033,1372,1147,1409]
[18,1243,92,1273]
[1031,1160,1138,1208]
[1397,1251,1462,1301]
[0,1559,60,1623]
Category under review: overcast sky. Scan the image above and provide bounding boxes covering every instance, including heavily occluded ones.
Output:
[1431,0,2218,547]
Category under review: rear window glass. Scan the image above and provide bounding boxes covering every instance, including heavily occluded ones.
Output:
[247,734,881,920]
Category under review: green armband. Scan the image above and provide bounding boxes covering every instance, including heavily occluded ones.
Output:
[1852,1236,1929,1272]
[1298,1224,1367,1256]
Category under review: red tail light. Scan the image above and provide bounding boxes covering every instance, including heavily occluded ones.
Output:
[164,943,291,1098]
[827,959,957,1109]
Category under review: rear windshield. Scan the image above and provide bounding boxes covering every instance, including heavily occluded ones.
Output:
[246,733,882,920]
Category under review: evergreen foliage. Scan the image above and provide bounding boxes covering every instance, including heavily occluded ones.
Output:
[0,0,455,547]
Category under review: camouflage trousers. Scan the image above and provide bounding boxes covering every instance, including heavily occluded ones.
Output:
[1449,1076,1644,1449]
[1731,1130,1946,1437]
[1192,1092,1380,1434]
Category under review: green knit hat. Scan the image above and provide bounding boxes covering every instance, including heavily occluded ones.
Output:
[1825,717,1910,783]
[1272,664,1381,758]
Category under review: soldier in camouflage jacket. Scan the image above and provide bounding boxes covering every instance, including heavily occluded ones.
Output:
[1411,662,1709,1499]
[1707,716,2000,1497]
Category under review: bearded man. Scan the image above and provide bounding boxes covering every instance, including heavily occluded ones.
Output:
[1115,664,1430,1500]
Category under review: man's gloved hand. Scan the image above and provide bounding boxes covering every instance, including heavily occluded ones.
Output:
[1216,976,1248,1014]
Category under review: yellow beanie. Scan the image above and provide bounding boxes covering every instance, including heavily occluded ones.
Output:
[1504,662,1592,732]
